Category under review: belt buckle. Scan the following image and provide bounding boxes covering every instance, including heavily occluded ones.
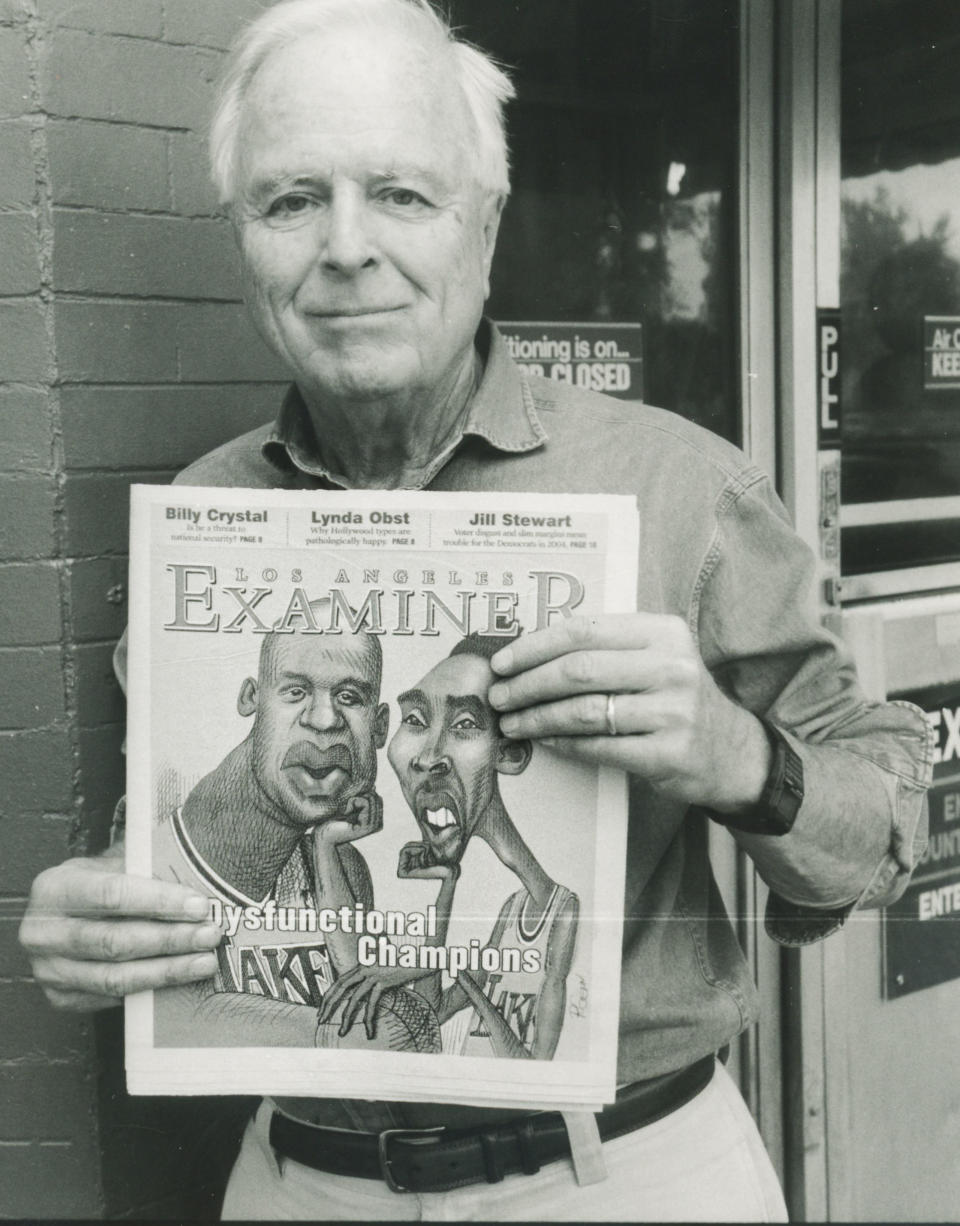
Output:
[377,1125,445,1193]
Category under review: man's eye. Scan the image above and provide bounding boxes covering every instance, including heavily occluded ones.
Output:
[402,709,427,728]
[451,714,480,731]
[382,188,428,208]
[266,194,313,220]
[336,689,362,707]
[281,686,306,701]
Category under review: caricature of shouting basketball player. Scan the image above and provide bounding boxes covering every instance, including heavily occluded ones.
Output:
[322,632,579,1059]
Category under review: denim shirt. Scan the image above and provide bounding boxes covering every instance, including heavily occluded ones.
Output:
[151,321,931,1126]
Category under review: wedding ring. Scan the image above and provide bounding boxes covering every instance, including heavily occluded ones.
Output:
[604,693,618,737]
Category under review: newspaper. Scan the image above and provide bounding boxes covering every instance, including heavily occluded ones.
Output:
[125,485,636,1109]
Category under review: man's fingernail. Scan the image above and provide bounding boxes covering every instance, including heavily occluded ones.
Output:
[488,682,507,708]
[192,924,223,950]
[500,715,518,735]
[491,647,513,673]
[188,953,218,977]
[183,896,211,920]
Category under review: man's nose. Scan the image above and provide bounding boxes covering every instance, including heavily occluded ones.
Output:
[413,732,451,775]
[320,189,377,276]
[298,692,343,732]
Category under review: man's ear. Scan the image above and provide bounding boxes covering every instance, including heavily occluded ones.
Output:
[481,193,506,298]
[374,702,390,749]
[496,735,532,776]
[237,677,258,718]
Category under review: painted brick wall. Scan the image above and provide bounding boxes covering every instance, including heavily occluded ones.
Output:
[0,1,281,1216]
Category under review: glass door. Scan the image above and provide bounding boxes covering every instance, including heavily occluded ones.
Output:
[839,0,960,585]
[450,0,742,442]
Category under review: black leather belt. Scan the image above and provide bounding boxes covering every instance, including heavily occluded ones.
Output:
[268,1053,716,1193]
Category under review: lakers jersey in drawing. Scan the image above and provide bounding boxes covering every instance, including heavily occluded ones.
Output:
[155,809,335,1009]
[460,883,578,1058]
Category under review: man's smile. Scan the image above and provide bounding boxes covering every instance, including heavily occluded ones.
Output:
[306,306,407,320]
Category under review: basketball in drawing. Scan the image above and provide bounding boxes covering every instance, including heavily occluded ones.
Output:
[315,986,441,1053]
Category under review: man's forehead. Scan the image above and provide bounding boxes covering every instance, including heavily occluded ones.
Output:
[266,632,379,680]
[414,653,493,702]
[237,27,469,169]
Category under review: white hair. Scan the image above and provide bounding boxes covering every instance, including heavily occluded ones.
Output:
[209,0,515,205]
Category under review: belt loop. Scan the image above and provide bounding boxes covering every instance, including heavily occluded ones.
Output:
[479,1128,506,1184]
[560,1111,608,1187]
[514,1120,541,1176]
[260,1103,286,1178]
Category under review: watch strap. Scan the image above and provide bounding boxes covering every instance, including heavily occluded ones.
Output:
[707,718,804,836]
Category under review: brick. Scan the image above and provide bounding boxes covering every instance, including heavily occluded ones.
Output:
[47,119,169,211]
[168,130,220,216]
[0,300,50,381]
[68,557,128,643]
[0,1065,96,1140]
[0,562,62,645]
[53,210,239,300]
[177,303,289,382]
[0,1140,101,1217]
[75,641,124,728]
[39,0,163,39]
[0,903,30,975]
[62,470,171,556]
[0,388,52,471]
[0,120,36,208]
[0,475,56,560]
[0,26,31,117]
[77,724,125,823]
[163,0,265,50]
[0,0,32,21]
[0,729,74,812]
[61,384,278,471]
[55,300,179,382]
[0,212,41,294]
[0,814,74,896]
[0,984,92,1058]
[0,646,65,729]
[41,29,220,129]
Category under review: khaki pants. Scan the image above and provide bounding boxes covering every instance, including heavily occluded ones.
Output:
[222,1061,788,1222]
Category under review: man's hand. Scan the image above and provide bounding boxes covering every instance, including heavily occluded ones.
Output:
[314,791,383,846]
[318,963,429,1040]
[488,613,772,814]
[19,853,221,1011]
[397,841,460,881]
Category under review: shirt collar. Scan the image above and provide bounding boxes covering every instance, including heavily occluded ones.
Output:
[260,319,547,488]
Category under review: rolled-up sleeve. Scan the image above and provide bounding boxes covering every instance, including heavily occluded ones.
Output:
[696,472,934,945]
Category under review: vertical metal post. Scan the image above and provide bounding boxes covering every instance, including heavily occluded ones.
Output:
[778,1,824,1219]
[777,0,820,546]
[777,0,846,1219]
[735,0,784,1184]
[739,0,778,479]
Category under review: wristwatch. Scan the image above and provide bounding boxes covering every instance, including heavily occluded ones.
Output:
[709,718,804,836]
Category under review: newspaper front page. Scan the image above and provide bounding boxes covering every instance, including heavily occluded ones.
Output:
[126,486,636,1109]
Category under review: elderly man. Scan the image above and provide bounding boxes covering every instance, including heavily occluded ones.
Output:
[20,0,930,1220]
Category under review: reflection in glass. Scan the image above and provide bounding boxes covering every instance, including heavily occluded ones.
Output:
[449,0,739,443]
[841,1,960,511]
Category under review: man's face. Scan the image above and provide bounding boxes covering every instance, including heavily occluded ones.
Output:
[242,633,387,828]
[388,653,505,865]
[231,27,501,405]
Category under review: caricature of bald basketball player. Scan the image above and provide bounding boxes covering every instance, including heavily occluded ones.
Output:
[153,604,440,1054]
[323,633,579,1060]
